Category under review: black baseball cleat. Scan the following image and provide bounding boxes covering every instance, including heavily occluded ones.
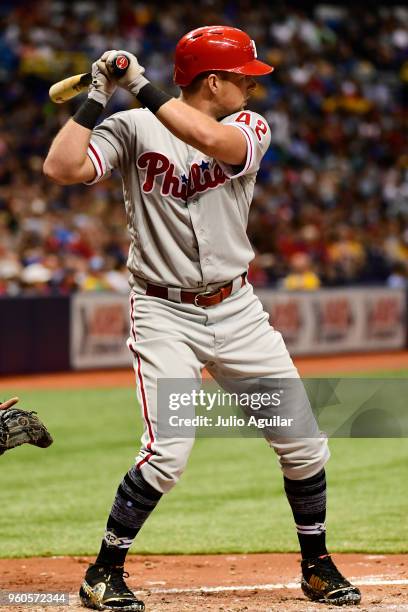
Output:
[79,563,145,611]
[301,554,361,606]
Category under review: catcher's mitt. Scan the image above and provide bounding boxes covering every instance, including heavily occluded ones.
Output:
[0,397,53,456]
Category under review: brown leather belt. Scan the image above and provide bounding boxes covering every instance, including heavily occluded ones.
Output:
[146,273,247,308]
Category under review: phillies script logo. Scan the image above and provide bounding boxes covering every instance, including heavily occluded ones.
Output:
[137,152,227,201]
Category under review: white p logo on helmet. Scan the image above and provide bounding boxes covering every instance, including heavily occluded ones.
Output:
[251,40,258,58]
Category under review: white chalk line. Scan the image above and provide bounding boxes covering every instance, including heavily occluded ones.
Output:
[144,578,408,594]
[68,578,407,599]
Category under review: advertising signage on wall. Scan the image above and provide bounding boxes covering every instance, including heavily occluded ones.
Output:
[70,288,407,369]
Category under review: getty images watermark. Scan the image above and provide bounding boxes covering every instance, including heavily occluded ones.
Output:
[0,592,69,606]
[157,378,321,438]
[168,388,293,430]
[157,378,408,439]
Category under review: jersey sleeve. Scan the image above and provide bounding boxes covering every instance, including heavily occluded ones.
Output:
[217,110,271,179]
[84,111,133,185]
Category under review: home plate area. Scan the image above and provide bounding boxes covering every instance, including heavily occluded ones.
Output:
[1,553,407,611]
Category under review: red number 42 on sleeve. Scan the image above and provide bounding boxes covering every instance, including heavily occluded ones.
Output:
[235,112,268,142]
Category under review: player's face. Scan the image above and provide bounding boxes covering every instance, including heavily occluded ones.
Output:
[217,73,257,114]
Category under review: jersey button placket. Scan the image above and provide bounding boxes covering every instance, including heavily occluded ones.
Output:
[187,190,211,283]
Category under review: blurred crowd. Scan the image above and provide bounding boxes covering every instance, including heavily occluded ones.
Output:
[0,0,407,295]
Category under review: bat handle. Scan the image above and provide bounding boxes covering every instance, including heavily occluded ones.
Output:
[107,52,131,78]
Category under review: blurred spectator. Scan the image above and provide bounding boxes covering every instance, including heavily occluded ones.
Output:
[281,252,321,291]
[20,262,52,295]
[0,254,21,296]
[79,256,114,292]
[326,225,366,284]
[248,253,276,287]
[387,262,408,289]
[0,2,406,293]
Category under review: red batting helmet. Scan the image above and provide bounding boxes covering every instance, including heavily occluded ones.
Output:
[174,26,274,87]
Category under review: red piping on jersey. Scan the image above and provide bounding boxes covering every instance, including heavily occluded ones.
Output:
[129,294,155,468]
[89,142,103,177]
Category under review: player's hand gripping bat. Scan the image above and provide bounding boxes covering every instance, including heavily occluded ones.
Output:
[49,52,130,103]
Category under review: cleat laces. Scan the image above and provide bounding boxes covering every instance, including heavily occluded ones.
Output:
[108,567,134,597]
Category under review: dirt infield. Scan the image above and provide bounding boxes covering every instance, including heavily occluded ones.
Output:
[0,350,407,390]
[0,553,407,611]
[1,353,407,610]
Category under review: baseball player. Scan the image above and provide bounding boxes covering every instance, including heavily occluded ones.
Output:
[44,26,361,610]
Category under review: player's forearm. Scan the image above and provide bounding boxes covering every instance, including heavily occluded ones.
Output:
[156,98,246,165]
[43,119,93,184]
[46,56,117,184]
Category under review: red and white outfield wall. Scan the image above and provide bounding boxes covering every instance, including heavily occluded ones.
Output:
[256,286,406,356]
[70,287,407,369]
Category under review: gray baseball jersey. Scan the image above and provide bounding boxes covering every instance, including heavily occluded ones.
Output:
[86,107,271,288]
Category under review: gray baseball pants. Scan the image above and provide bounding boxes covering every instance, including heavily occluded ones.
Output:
[127,279,329,494]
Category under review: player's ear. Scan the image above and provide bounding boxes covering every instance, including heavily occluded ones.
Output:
[207,72,222,94]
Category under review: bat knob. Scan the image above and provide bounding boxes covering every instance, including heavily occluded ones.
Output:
[108,53,130,78]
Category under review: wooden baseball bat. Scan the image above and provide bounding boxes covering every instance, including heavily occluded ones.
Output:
[49,52,131,104]
[49,73,92,103]
[0,397,19,410]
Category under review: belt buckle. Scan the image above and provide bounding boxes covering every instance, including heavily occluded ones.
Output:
[194,289,217,307]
